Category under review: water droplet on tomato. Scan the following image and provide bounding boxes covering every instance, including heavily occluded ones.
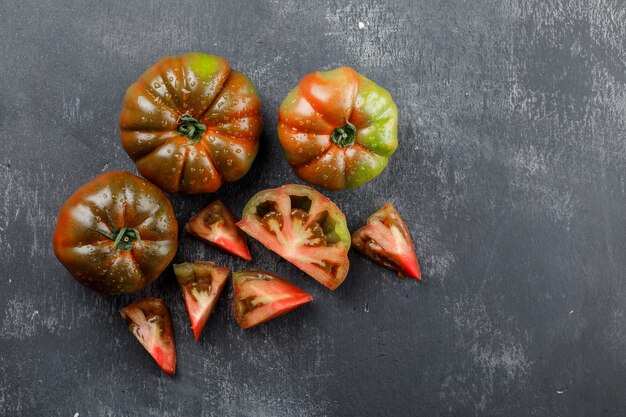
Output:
[154,82,161,89]
[226,159,232,166]
[235,149,242,154]
[201,177,208,183]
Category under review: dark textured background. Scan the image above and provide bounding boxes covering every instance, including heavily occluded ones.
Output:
[1,0,626,416]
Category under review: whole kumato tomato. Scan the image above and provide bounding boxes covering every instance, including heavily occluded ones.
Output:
[53,172,178,294]
[278,67,398,190]
[120,53,263,194]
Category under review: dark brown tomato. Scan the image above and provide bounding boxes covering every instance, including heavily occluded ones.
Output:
[120,53,262,194]
[52,172,178,294]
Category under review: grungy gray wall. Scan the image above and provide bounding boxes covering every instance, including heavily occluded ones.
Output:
[1,0,626,416]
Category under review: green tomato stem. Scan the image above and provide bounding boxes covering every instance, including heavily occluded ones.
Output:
[331,120,357,148]
[91,212,141,252]
[178,112,207,145]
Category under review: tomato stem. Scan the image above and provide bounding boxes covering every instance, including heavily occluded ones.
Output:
[331,120,356,148]
[91,212,141,252]
[178,112,207,145]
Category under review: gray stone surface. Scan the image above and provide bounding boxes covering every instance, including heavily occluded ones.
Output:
[1,0,626,415]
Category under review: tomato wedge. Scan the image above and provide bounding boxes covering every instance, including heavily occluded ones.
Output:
[184,200,251,261]
[351,204,421,280]
[120,298,176,375]
[237,184,351,290]
[173,261,230,341]
[232,270,312,328]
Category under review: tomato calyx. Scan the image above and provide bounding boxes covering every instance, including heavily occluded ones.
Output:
[91,211,141,252]
[177,112,207,145]
[331,119,356,148]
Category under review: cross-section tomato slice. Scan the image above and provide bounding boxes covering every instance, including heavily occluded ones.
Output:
[119,298,176,375]
[237,184,351,290]
[232,270,313,328]
[173,261,230,341]
[351,204,421,280]
[184,200,252,261]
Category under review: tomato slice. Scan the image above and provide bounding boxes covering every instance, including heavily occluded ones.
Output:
[351,204,421,280]
[237,184,351,290]
[184,200,251,261]
[232,270,312,328]
[119,298,176,375]
[173,261,230,341]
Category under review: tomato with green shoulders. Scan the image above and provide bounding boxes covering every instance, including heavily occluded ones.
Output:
[278,66,398,190]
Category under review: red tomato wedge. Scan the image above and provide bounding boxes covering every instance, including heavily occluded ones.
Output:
[351,204,421,280]
[120,298,176,375]
[232,270,313,329]
[237,184,351,290]
[173,261,230,341]
[185,200,252,261]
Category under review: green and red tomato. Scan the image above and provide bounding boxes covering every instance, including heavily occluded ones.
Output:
[278,66,398,190]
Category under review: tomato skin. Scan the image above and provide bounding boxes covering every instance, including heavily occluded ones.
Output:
[52,172,178,294]
[120,53,263,194]
[352,204,421,280]
[120,298,176,375]
[173,262,230,341]
[232,270,312,329]
[278,67,398,190]
[237,184,350,290]
[184,200,252,261]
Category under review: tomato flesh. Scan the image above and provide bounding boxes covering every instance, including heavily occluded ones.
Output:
[120,298,176,375]
[237,184,351,290]
[173,262,230,341]
[352,204,421,280]
[232,270,312,328]
[184,200,251,261]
